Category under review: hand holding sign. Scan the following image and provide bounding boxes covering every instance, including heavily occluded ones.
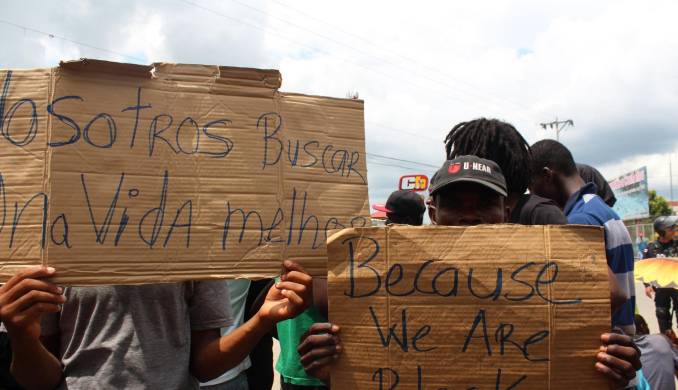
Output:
[298,322,341,384]
[595,333,641,388]
[256,261,313,328]
[0,266,64,340]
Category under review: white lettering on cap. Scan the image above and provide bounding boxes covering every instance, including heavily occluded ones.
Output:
[471,162,491,174]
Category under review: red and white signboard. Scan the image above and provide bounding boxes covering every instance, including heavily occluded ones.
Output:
[399,174,429,192]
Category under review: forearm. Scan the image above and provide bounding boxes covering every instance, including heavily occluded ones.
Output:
[10,334,62,389]
[191,313,274,382]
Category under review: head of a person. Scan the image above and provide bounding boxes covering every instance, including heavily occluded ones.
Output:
[443,118,531,199]
[634,314,650,336]
[529,139,579,208]
[577,163,617,207]
[429,155,508,226]
[653,215,677,241]
[373,190,426,226]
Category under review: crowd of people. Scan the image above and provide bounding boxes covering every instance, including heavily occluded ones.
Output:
[0,118,675,389]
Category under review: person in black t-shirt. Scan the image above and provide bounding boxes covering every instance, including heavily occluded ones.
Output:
[442,118,566,225]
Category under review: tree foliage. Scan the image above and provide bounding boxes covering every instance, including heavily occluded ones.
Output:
[648,189,672,217]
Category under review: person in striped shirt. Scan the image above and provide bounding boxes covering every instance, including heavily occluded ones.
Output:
[529,140,641,388]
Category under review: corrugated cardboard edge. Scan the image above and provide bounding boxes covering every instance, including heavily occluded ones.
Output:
[42,68,57,269]
[59,58,153,78]
[544,225,553,389]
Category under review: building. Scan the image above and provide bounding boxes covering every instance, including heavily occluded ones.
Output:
[670,201,678,215]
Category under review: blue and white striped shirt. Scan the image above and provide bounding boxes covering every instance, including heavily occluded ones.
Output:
[564,182,636,335]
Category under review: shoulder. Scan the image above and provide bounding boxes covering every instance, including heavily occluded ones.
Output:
[567,211,599,225]
[518,194,567,225]
[531,203,567,225]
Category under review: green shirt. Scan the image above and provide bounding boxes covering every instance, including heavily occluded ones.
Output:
[276,307,327,386]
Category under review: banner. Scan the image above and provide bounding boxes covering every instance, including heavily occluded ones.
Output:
[0,59,369,284]
[610,167,649,220]
[328,225,610,389]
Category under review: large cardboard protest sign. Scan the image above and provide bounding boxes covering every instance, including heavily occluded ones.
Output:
[0,59,369,284]
[328,225,610,389]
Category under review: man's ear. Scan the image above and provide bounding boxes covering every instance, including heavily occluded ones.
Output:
[428,203,437,225]
[542,167,554,182]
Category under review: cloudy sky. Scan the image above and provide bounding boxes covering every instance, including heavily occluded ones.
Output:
[2,0,677,209]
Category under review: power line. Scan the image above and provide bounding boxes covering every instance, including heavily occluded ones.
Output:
[0,19,146,63]
[175,0,538,124]
[366,152,439,168]
[271,0,535,114]
[366,121,441,143]
[241,0,537,119]
[367,160,432,172]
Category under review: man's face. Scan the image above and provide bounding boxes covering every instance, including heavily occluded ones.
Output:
[664,225,676,240]
[431,182,507,226]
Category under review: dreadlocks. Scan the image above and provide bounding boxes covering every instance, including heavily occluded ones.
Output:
[443,118,531,196]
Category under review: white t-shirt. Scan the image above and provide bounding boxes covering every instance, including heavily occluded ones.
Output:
[200,279,252,386]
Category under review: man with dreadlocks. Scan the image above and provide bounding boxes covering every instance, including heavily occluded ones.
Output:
[442,118,567,225]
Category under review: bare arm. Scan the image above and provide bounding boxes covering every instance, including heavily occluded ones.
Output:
[190,314,275,382]
[0,267,64,389]
[10,334,62,389]
[190,261,312,382]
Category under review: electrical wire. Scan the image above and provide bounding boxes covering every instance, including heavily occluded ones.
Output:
[0,19,146,63]
[175,0,538,124]
[222,0,538,120]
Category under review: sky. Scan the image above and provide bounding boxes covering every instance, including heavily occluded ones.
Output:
[1,0,677,210]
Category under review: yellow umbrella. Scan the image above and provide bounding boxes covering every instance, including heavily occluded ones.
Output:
[635,257,678,289]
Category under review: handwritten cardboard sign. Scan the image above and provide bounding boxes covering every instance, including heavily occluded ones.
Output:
[0,59,369,284]
[328,225,610,389]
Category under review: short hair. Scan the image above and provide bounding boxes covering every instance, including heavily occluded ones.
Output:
[530,139,577,176]
[577,163,616,206]
[443,118,531,196]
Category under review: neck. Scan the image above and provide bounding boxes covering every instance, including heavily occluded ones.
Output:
[506,193,520,210]
[560,175,586,207]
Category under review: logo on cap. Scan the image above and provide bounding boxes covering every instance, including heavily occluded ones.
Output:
[448,163,461,174]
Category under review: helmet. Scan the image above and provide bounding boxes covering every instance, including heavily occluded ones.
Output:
[653,215,678,235]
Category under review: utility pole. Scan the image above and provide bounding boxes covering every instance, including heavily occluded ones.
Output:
[670,154,674,201]
[540,118,574,141]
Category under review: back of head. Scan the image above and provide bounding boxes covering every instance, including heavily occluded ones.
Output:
[444,118,531,196]
[530,139,578,177]
[384,190,426,226]
[577,163,617,207]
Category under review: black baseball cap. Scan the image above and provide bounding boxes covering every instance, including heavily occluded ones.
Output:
[429,155,507,197]
[373,190,426,217]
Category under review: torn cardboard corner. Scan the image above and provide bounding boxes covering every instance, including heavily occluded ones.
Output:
[0,58,369,285]
[328,224,610,390]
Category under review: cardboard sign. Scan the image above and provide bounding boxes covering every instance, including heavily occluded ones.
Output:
[0,59,369,285]
[328,225,610,389]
